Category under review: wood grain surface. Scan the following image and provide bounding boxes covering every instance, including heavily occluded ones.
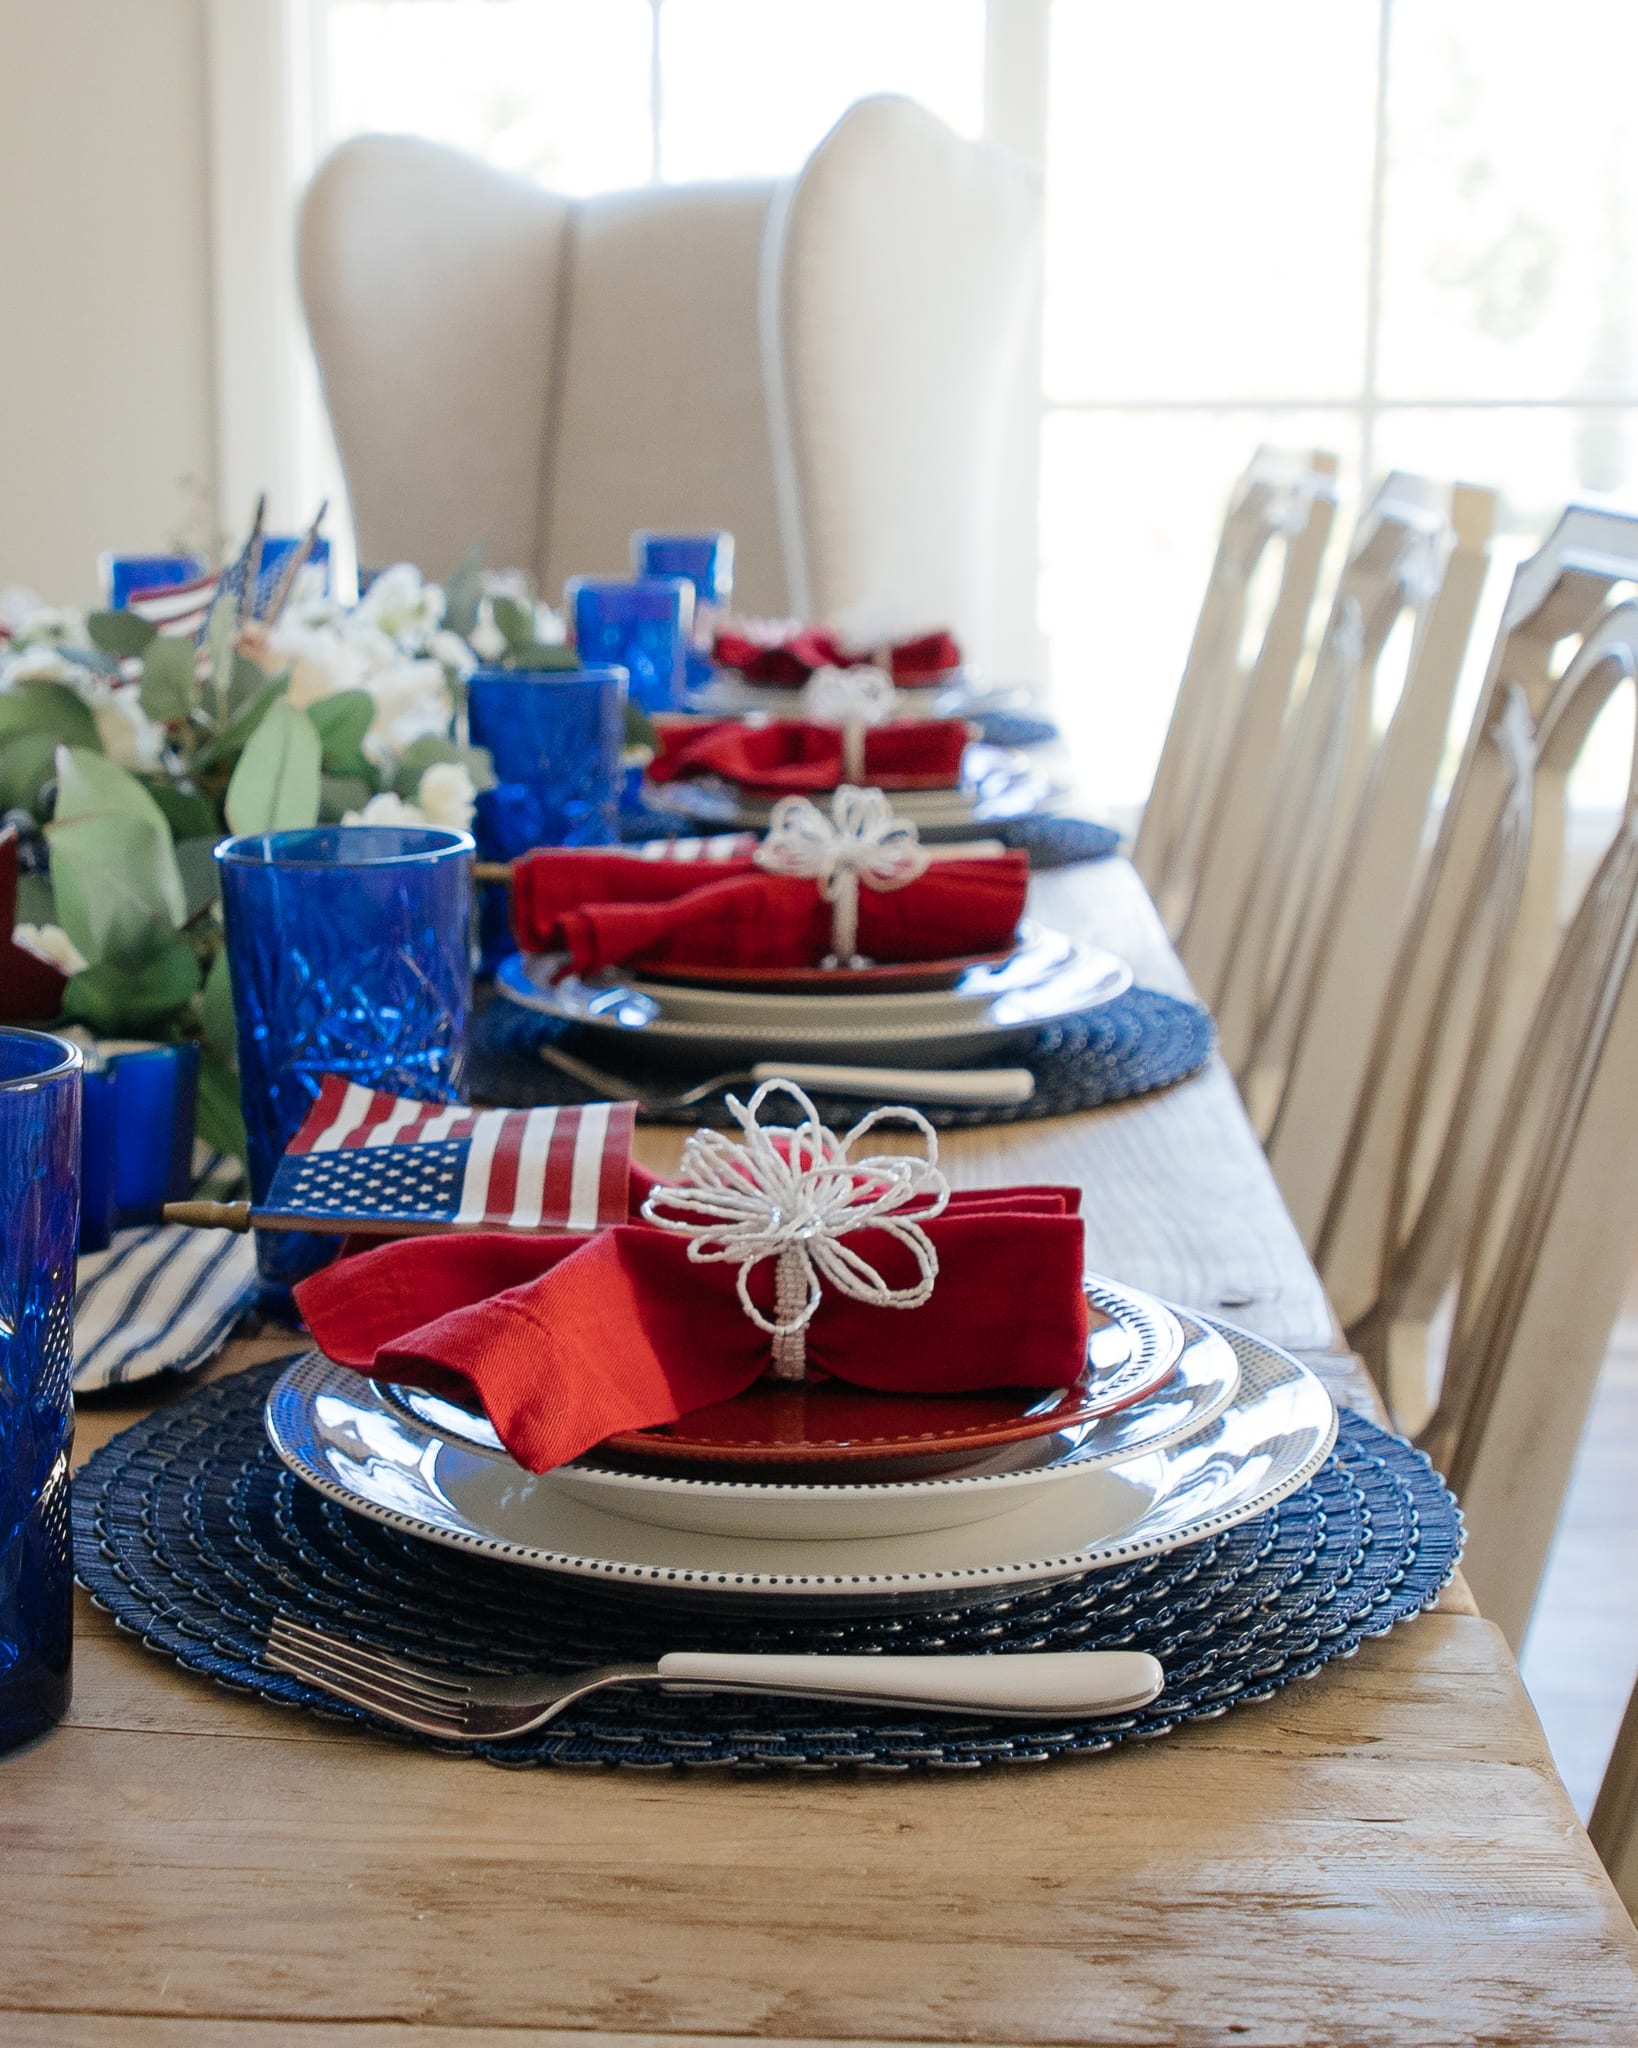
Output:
[14,859,1635,2045]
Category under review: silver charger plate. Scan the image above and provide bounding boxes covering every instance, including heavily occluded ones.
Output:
[492,925,1131,1067]
[374,1306,1239,1541]
[263,1321,1335,1611]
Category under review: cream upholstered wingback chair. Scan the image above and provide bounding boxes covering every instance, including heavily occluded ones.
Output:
[297,97,1041,666]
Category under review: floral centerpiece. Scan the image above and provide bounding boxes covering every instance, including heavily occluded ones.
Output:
[0,517,575,1157]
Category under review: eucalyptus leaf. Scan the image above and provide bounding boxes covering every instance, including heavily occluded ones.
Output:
[139,636,199,723]
[228,652,282,717]
[224,699,322,834]
[390,735,496,799]
[624,699,658,751]
[87,609,158,659]
[503,640,577,673]
[441,542,487,640]
[319,772,376,821]
[207,594,238,687]
[51,748,187,931]
[0,732,62,818]
[195,1041,247,1161]
[306,689,376,774]
[490,594,535,651]
[199,945,236,1057]
[63,939,201,1031]
[0,679,101,750]
[48,813,186,965]
[145,780,220,844]
[173,834,223,919]
[191,675,287,773]
[14,869,54,927]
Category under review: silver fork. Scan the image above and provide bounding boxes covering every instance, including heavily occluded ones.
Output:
[532,1039,1036,1109]
[265,1614,1163,1741]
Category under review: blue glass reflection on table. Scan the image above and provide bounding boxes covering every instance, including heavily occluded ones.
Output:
[101,553,205,610]
[0,1028,80,1751]
[569,576,693,714]
[215,825,473,1292]
[468,666,626,971]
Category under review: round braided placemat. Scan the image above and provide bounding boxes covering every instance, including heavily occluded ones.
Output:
[74,1362,1460,1772]
[467,984,1214,1129]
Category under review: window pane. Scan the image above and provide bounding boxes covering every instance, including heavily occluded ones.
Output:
[324,0,653,195]
[1379,2,1638,400]
[1040,409,1360,808]
[1044,1,1378,404]
[658,0,984,183]
[1371,406,1638,550]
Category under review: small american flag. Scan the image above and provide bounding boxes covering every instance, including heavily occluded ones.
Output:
[128,570,221,638]
[262,1077,635,1234]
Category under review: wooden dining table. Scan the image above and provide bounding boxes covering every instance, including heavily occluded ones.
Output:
[10,858,1638,2046]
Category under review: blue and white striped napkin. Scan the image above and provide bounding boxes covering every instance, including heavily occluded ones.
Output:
[73,1152,260,1393]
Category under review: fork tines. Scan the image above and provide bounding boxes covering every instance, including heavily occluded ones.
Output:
[265,1615,473,1737]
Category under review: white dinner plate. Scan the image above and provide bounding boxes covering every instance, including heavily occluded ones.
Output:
[688,669,1024,722]
[375,1305,1238,1540]
[492,928,1130,1067]
[263,1322,1335,1612]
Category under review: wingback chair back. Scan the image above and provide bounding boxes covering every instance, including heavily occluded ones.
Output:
[298,97,1041,663]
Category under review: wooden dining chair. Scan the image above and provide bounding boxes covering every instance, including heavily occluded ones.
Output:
[1313,504,1638,1385]
[1221,475,1496,1141]
[1133,445,1339,940]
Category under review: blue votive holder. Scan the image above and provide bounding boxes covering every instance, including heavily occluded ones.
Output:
[215,826,473,1295]
[0,1028,80,1752]
[569,576,693,714]
[468,666,628,972]
[630,531,734,610]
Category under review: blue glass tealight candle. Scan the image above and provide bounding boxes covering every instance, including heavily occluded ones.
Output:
[0,1028,80,1752]
[215,825,473,1293]
[568,576,693,714]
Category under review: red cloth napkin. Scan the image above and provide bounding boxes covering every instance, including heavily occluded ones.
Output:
[0,827,69,1023]
[648,718,969,794]
[295,1187,1088,1473]
[713,627,961,689]
[511,846,1028,975]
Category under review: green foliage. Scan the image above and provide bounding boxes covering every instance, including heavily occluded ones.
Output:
[441,542,487,641]
[0,677,101,750]
[139,635,199,724]
[145,780,220,844]
[506,640,577,672]
[172,834,223,920]
[63,939,201,1030]
[199,945,236,1057]
[195,1041,247,1160]
[305,689,376,776]
[0,731,62,818]
[87,609,158,659]
[224,699,322,835]
[191,674,287,774]
[50,748,187,937]
[318,773,375,822]
[390,735,497,799]
[624,699,658,751]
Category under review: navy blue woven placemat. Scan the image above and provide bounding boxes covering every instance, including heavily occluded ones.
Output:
[467,984,1213,1129]
[971,711,1060,749]
[73,1361,1461,1771]
[619,808,1119,870]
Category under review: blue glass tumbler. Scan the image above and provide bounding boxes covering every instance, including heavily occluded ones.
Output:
[215,826,473,1294]
[630,531,734,610]
[568,576,693,714]
[468,667,627,971]
[0,1028,80,1752]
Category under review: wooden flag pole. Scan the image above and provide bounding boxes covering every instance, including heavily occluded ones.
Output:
[474,860,513,886]
[162,1200,252,1232]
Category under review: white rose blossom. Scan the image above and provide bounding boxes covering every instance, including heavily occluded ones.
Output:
[1,643,84,689]
[1,597,89,651]
[11,923,89,977]
[341,790,426,828]
[467,597,508,663]
[430,628,476,678]
[353,563,446,648]
[361,658,454,769]
[89,686,166,772]
[413,761,476,833]
[258,621,369,710]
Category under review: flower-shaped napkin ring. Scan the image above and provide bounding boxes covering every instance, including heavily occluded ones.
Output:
[753,784,930,966]
[800,662,896,779]
[641,1077,951,1380]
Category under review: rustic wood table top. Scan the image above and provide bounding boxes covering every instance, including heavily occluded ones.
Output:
[12,860,1637,2046]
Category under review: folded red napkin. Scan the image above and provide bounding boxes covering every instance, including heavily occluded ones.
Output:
[713,626,962,689]
[511,845,1027,975]
[648,718,969,794]
[295,1186,1088,1473]
[0,827,69,1023]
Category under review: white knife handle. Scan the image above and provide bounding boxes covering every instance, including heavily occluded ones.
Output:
[656,1651,1163,1719]
[750,1061,1037,1105]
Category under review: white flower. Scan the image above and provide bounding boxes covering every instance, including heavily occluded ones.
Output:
[1,643,84,688]
[361,658,453,768]
[353,563,445,648]
[281,563,343,632]
[90,686,166,771]
[468,598,508,663]
[0,594,88,650]
[481,568,533,603]
[257,621,369,709]
[430,628,476,678]
[11,923,89,977]
[530,601,567,646]
[341,791,427,828]
[414,761,476,833]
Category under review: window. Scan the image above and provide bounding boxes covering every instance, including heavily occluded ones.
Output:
[286,0,1638,810]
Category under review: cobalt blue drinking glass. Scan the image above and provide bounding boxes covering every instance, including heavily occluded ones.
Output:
[468,666,628,970]
[0,1028,80,1752]
[568,576,693,714]
[629,531,734,609]
[215,826,473,1292]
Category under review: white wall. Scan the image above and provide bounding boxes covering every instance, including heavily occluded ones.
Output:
[0,0,217,602]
